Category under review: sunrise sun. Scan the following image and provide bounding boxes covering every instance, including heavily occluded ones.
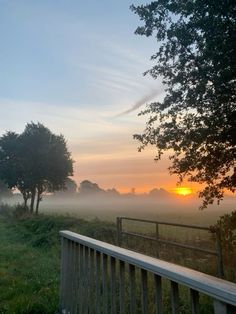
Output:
[174,187,192,196]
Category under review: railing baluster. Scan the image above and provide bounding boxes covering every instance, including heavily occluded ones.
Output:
[129,264,136,314]
[141,269,148,314]
[79,244,84,314]
[213,300,227,314]
[110,257,116,314]
[67,240,72,314]
[102,254,108,314]
[171,281,180,314]
[65,240,71,311]
[89,249,95,314]
[154,274,162,314]
[75,243,80,314]
[84,246,89,313]
[59,231,236,314]
[96,251,101,314]
[190,289,199,314]
[119,260,125,314]
[71,241,76,314]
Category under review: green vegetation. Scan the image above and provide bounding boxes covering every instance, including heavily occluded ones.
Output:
[131,0,236,208]
[0,205,116,314]
[0,122,73,213]
[0,204,234,313]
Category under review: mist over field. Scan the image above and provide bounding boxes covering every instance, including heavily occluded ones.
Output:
[4,191,235,225]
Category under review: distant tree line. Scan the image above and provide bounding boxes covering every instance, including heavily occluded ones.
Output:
[54,179,173,199]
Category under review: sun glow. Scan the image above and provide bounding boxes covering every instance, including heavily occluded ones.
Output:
[174,187,192,196]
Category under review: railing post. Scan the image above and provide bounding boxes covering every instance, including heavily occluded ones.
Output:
[156,222,160,258]
[117,217,122,247]
[59,237,66,313]
[215,229,224,278]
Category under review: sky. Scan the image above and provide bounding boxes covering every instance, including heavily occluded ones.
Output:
[0,0,197,193]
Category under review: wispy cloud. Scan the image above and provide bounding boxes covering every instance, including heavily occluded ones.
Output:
[115,89,162,117]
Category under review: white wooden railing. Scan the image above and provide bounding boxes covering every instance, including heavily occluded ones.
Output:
[59,231,236,314]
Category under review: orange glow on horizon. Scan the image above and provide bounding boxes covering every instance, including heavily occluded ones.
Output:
[174,187,192,196]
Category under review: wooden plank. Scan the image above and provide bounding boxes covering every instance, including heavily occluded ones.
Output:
[141,269,148,314]
[129,264,136,314]
[119,260,125,314]
[154,274,162,314]
[118,216,210,230]
[60,231,236,307]
[171,281,179,314]
[190,289,199,314]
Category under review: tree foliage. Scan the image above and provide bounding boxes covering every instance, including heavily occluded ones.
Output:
[131,0,236,207]
[210,211,236,277]
[0,123,73,213]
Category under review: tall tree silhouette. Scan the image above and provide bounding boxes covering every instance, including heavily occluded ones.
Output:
[131,0,236,208]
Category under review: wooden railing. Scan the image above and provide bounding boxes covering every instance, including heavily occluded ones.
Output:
[116,217,224,277]
[59,231,236,314]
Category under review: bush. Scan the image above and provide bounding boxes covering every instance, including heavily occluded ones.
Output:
[210,211,236,280]
[0,203,14,218]
[13,204,29,219]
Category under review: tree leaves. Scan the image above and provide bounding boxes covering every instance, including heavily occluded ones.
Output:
[131,0,236,208]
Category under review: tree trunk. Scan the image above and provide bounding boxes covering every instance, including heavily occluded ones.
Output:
[35,189,42,215]
[23,191,29,209]
[30,189,36,213]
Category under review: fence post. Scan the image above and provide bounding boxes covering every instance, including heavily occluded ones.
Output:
[156,222,160,258]
[117,217,122,247]
[215,229,224,278]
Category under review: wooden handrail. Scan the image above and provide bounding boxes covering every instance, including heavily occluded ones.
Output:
[60,231,236,314]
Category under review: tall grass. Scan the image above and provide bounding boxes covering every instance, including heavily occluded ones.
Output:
[0,204,116,314]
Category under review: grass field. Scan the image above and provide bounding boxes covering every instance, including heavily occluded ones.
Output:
[0,203,235,313]
[0,214,59,313]
[0,206,116,314]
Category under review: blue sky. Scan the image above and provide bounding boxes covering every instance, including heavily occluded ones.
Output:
[1,1,159,106]
[0,1,177,192]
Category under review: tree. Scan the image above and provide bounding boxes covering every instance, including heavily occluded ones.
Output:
[79,180,103,195]
[55,178,78,196]
[0,131,30,205]
[0,123,73,213]
[131,1,236,208]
